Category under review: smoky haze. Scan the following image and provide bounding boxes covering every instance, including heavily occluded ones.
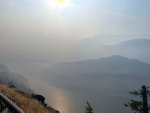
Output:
[0,0,150,113]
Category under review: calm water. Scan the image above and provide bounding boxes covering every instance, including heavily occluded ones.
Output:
[28,77,132,113]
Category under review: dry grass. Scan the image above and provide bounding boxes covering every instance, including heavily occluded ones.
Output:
[0,84,57,113]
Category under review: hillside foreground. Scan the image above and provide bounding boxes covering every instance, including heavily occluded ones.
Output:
[0,84,59,113]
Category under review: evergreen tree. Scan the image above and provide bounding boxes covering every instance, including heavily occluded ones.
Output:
[124,85,150,113]
[84,101,93,113]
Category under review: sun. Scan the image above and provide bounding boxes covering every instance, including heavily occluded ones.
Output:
[55,0,66,4]
[46,0,72,10]
[54,0,71,8]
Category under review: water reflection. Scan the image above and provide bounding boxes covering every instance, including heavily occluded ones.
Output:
[28,77,72,113]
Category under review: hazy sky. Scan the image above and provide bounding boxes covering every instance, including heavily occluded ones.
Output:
[0,0,150,64]
[1,1,149,113]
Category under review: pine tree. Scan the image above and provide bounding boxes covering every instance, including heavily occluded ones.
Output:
[124,85,150,113]
[84,101,93,113]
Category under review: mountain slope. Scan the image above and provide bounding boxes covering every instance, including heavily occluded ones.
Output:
[44,55,150,82]
[0,84,59,113]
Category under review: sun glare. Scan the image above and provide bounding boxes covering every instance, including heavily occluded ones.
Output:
[56,0,66,4]
[46,0,72,10]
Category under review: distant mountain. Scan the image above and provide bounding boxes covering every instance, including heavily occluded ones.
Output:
[73,39,150,64]
[0,64,33,93]
[43,55,150,89]
[43,55,150,113]
[116,39,150,47]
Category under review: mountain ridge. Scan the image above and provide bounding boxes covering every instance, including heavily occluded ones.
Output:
[43,55,150,86]
[73,38,150,63]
